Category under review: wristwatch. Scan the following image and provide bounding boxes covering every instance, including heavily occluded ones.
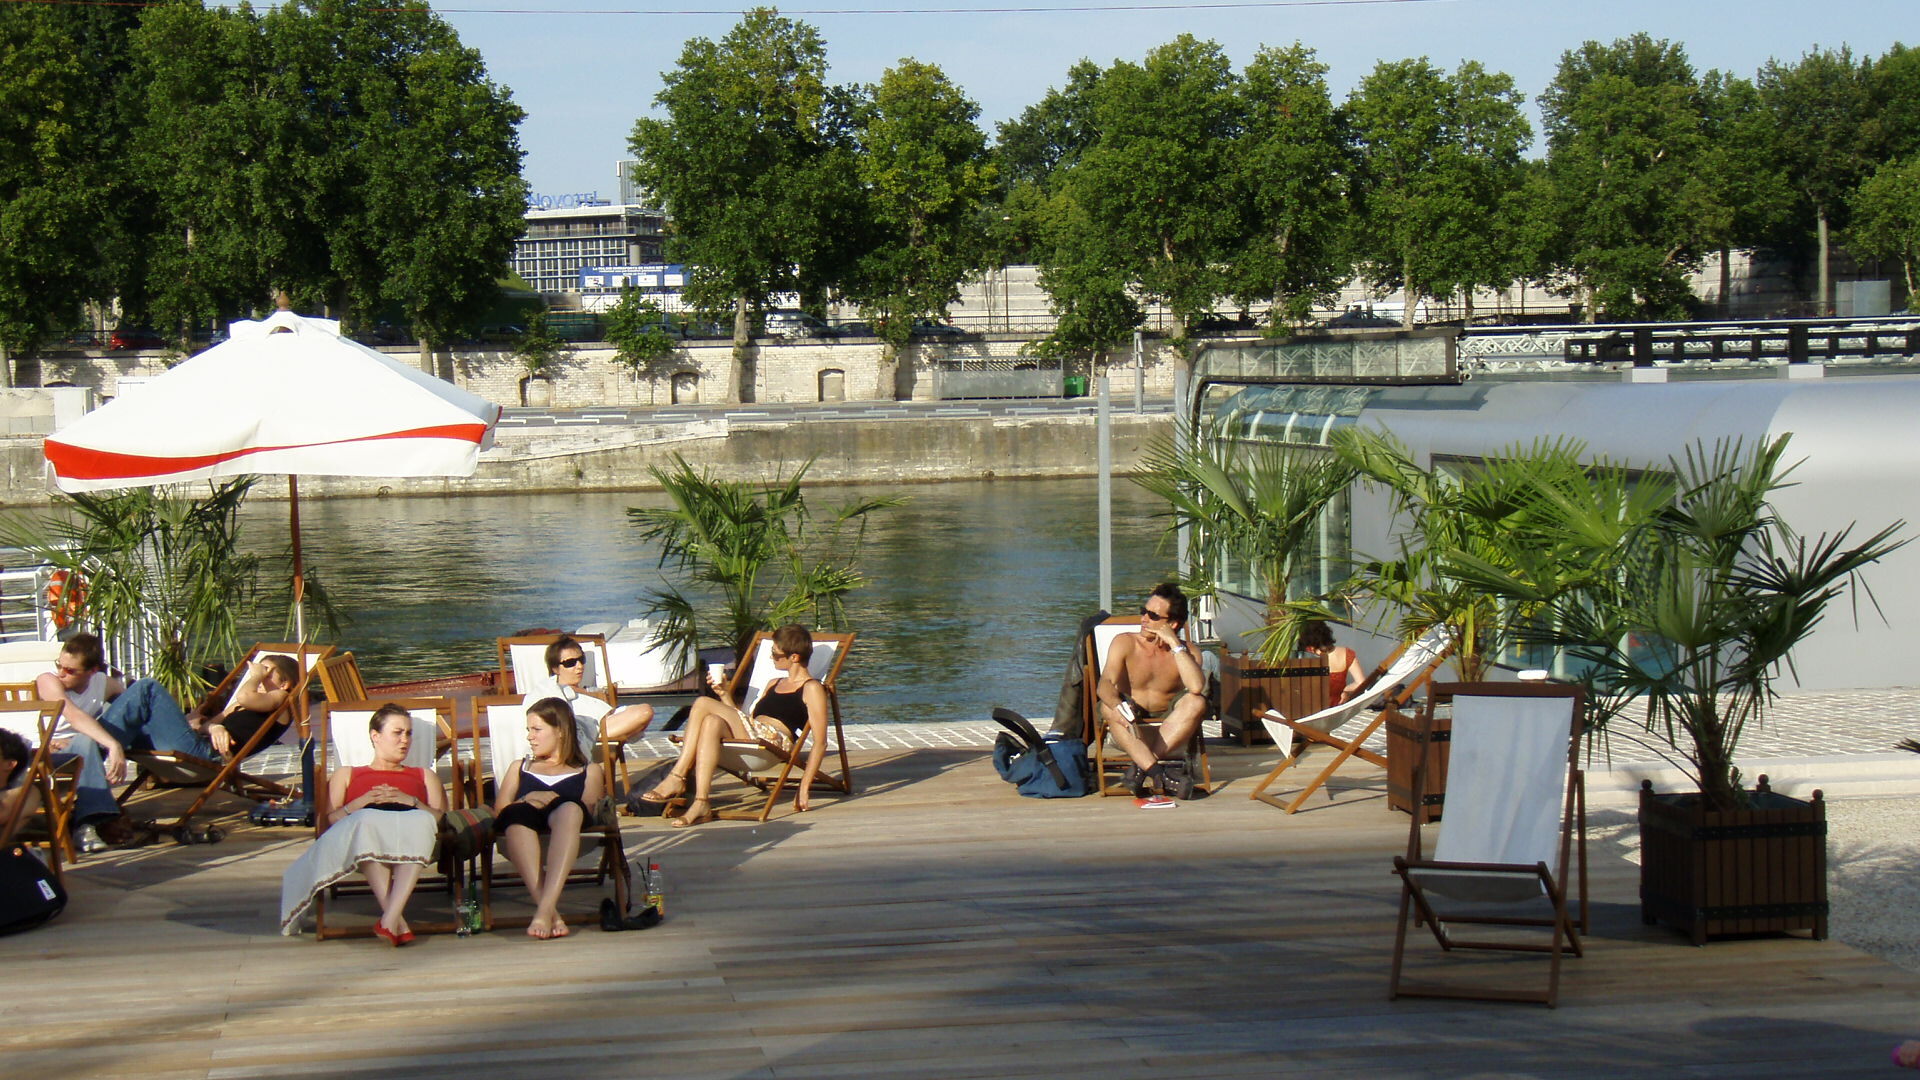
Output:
[1170,643,1188,654]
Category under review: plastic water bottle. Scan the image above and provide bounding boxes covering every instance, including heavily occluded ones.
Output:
[645,861,665,914]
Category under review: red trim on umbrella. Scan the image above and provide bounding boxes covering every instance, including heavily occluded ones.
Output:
[45,423,491,481]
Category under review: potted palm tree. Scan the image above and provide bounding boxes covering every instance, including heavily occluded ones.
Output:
[1463,436,1906,944]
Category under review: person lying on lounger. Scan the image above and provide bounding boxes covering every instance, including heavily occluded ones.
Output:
[1097,582,1208,798]
[636,623,830,827]
[495,697,603,939]
[187,654,300,758]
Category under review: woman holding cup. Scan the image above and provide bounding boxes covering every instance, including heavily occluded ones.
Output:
[636,625,830,827]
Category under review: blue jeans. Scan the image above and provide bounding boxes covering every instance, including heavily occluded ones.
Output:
[68,679,205,824]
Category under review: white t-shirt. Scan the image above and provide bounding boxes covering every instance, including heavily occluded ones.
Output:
[521,676,612,745]
[53,671,111,741]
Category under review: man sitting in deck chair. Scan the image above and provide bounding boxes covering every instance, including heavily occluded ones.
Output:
[1096,583,1209,798]
[40,634,294,851]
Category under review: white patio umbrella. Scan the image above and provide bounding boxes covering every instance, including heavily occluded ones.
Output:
[43,307,501,640]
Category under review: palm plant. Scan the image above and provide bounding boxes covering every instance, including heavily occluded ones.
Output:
[1,479,261,704]
[1134,422,1358,661]
[627,455,902,666]
[1462,436,1905,812]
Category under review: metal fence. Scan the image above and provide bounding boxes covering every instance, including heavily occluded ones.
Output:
[927,357,1065,399]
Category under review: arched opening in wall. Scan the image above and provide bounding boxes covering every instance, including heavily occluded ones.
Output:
[670,370,700,405]
[818,368,845,402]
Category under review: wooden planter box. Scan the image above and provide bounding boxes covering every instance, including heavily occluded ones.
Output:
[1217,654,1328,746]
[1386,705,1447,824]
[1638,776,1828,945]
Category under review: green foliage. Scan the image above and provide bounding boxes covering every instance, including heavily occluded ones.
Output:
[1849,155,1920,308]
[626,456,902,666]
[1756,46,1877,303]
[1135,422,1358,661]
[602,290,682,382]
[514,309,569,378]
[1347,57,1530,326]
[1,480,261,705]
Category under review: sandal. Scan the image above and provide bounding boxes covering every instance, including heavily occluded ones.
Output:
[638,773,687,805]
[669,799,714,828]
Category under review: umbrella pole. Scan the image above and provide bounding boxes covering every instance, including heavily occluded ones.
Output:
[290,475,306,644]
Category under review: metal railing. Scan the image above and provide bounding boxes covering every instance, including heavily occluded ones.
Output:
[0,555,161,681]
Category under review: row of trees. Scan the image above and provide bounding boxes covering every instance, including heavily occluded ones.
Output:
[0,0,526,367]
[631,11,1920,399]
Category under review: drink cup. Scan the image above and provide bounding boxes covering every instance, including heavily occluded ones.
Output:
[707,662,727,686]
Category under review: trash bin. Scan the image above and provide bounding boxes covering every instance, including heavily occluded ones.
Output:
[1063,375,1088,398]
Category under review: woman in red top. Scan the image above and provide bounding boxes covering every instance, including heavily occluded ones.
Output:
[280,704,447,943]
[1301,621,1366,706]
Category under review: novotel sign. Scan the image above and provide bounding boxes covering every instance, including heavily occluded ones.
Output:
[526,191,605,210]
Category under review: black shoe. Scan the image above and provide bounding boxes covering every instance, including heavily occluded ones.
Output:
[600,897,664,932]
[1122,764,1147,797]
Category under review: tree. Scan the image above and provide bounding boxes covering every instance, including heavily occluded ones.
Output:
[1062,35,1244,344]
[630,9,854,402]
[1757,47,1876,314]
[1230,44,1352,326]
[1537,35,1714,320]
[1347,58,1530,327]
[603,289,683,396]
[1850,155,1920,309]
[627,456,901,665]
[1695,71,1795,316]
[841,59,995,395]
[514,309,568,381]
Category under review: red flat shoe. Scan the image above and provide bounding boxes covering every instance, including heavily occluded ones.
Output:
[373,924,401,947]
[396,929,416,946]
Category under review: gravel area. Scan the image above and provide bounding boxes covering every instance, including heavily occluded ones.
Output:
[1588,795,1920,974]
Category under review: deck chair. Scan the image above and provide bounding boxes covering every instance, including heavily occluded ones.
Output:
[666,631,856,822]
[496,633,642,792]
[469,694,630,931]
[317,652,369,703]
[1247,626,1455,813]
[309,698,468,940]
[116,643,332,835]
[1083,616,1212,798]
[0,701,72,887]
[1388,682,1587,1008]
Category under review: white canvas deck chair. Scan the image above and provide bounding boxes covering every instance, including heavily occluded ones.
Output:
[1388,682,1588,1009]
[117,642,332,835]
[0,701,73,887]
[1247,626,1454,813]
[471,694,630,930]
[310,698,467,940]
[667,631,856,822]
[1083,616,1212,797]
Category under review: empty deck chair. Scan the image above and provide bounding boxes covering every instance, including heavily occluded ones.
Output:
[1247,626,1454,813]
[0,701,73,887]
[470,694,630,931]
[300,698,467,940]
[663,631,856,821]
[1083,616,1212,798]
[117,643,332,835]
[1388,682,1587,1008]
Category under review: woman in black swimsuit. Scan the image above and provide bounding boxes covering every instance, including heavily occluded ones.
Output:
[494,697,604,939]
[638,624,831,828]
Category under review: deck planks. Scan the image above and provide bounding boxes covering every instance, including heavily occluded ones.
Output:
[3,744,1917,1079]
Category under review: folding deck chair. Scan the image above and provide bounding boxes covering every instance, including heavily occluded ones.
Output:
[468,694,630,931]
[309,697,470,940]
[1388,681,1588,1008]
[664,631,857,822]
[0,701,73,887]
[1083,616,1212,798]
[1247,626,1454,813]
[117,642,332,837]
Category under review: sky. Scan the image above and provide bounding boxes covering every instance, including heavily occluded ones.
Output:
[430,0,1914,199]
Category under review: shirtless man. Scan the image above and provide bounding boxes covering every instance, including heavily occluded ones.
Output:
[1096,583,1208,796]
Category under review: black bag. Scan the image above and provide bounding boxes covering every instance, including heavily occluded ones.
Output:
[991,708,1091,798]
[0,846,66,936]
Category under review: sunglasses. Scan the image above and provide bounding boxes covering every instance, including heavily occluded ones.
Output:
[56,663,88,677]
[1140,608,1169,622]
[556,656,586,669]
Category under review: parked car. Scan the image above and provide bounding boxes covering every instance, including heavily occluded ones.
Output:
[910,320,973,340]
[831,321,878,339]
[764,310,833,339]
[108,326,167,350]
[1325,307,1401,329]
[1189,311,1258,334]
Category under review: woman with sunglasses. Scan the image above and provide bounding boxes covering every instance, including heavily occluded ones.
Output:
[637,624,829,827]
[525,636,653,754]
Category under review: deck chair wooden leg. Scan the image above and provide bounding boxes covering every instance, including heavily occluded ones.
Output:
[1388,877,1416,1000]
[1247,744,1301,802]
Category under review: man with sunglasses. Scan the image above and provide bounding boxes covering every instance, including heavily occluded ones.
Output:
[1096,583,1208,799]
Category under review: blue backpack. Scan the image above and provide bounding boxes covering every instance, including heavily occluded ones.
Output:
[991,708,1091,798]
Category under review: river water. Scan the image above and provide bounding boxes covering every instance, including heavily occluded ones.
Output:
[238,477,1174,725]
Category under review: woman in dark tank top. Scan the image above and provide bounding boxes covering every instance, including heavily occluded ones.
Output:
[636,624,831,828]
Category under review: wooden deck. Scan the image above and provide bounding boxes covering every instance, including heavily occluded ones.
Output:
[5,744,1917,1079]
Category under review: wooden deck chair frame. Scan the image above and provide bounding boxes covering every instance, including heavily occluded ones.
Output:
[1248,627,1456,813]
[310,697,470,941]
[1388,681,1588,1009]
[494,633,640,793]
[1082,616,1212,798]
[468,694,630,931]
[0,701,72,888]
[667,630,857,822]
[116,643,333,833]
